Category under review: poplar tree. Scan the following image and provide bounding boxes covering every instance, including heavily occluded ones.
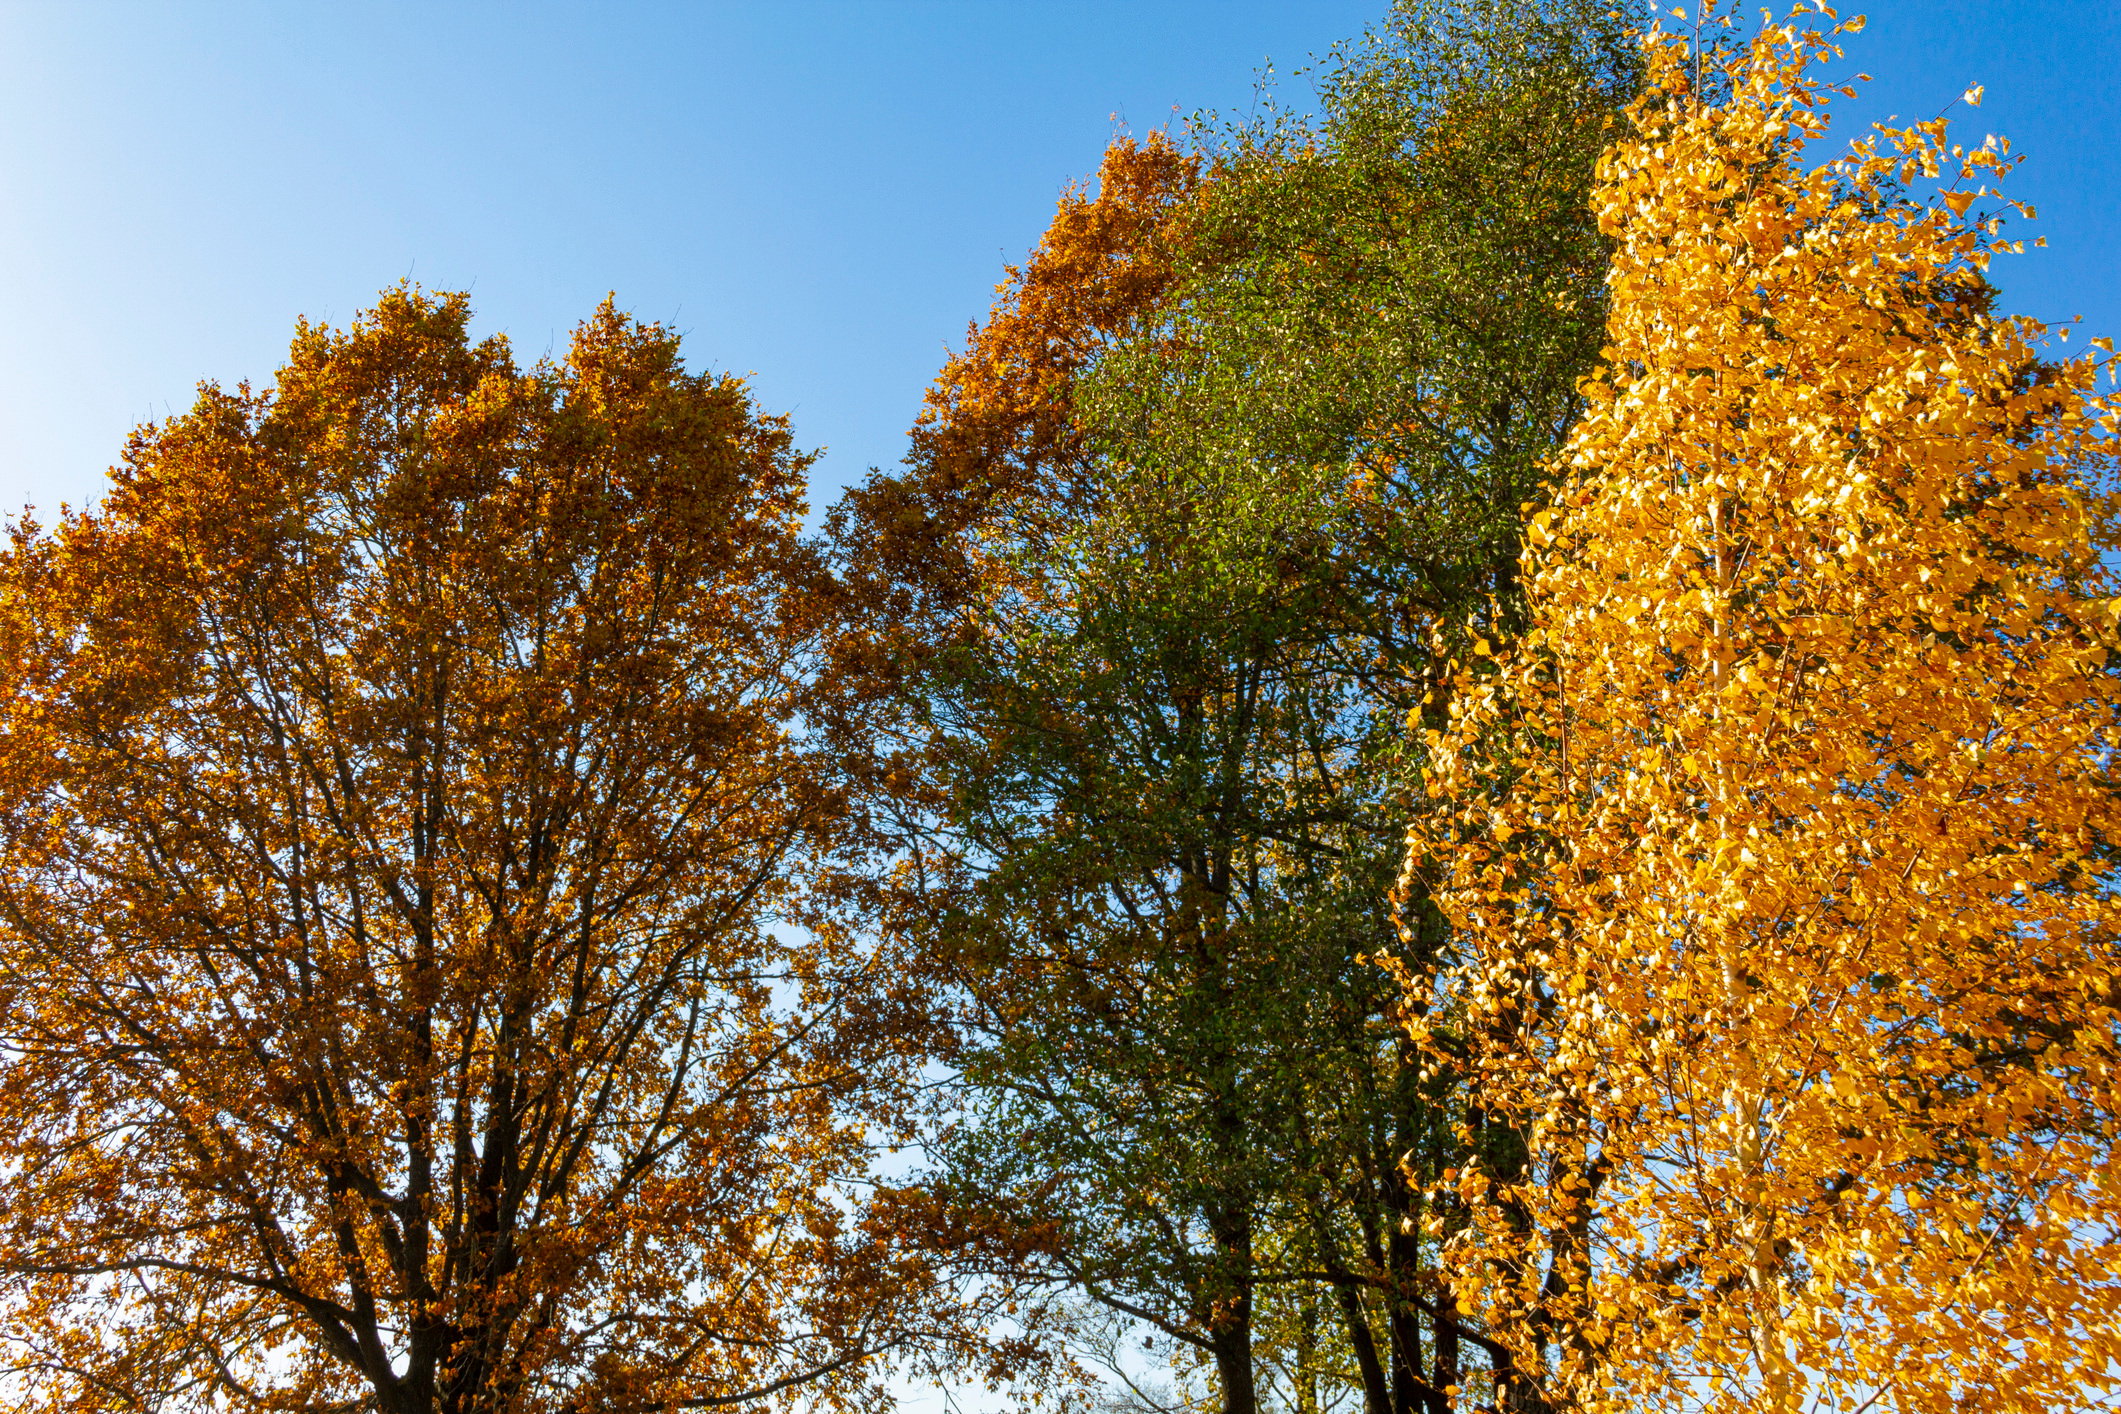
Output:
[1404,13,2121,1411]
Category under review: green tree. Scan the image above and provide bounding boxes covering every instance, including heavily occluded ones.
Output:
[827,4,1637,1411]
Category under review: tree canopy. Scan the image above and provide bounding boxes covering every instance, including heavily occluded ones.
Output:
[4,6,2119,1414]
[827,3,1639,1411]
[1401,13,2121,1413]
[0,290,954,1414]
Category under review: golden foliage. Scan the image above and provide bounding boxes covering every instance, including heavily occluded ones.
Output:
[817,133,1201,835]
[828,133,1201,632]
[1399,15,2121,1412]
[918,131,1200,489]
[0,290,945,1414]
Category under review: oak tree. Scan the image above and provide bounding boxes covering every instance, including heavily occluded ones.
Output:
[0,290,947,1414]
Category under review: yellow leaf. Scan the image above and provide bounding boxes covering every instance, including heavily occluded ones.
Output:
[1397,18,2121,1411]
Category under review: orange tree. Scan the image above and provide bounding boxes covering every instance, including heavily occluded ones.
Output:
[0,290,957,1414]
[1401,13,2121,1413]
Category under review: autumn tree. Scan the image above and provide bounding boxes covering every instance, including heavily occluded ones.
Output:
[0,289,957,1414]
[1060,12,1637,1406]
[1401,12,2121,1412]
[826,4,1637,1411]
[817,128,1206,1410]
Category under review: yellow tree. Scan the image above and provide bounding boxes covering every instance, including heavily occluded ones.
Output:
[0,289,957,1414]
[1399,12,2121,1413]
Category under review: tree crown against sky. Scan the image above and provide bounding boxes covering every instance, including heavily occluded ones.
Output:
[0,4,2117,1414]
[824,3,1643,1411]
[1400,10,2121,1412]
[0,288,978,1414]
[0,3,2112,521]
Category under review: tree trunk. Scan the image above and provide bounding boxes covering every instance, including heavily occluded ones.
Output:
[1212,1321,1259,1414]
[1386,1280,1426,1414]
[1335,1283,1394,1414]
[1428,1288,1461,1414]
[1296,1292,1321,1414]
[1206,1199,1258,1414]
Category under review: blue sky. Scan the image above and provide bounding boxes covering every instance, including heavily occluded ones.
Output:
[2,1,2114,521]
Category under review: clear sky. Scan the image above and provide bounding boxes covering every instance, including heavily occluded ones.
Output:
[2,1,2114,522]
